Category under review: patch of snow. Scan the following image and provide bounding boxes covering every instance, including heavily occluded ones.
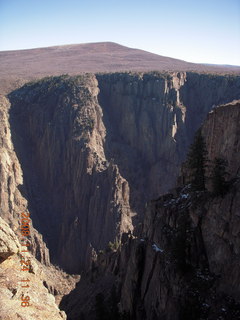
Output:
[202,303,210,308]
[196,271,212,281]
[152,243,164,253]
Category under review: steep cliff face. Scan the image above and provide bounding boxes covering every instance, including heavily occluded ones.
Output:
[97,72,240,212]
[120,101,240,319]
[202,100,240,178]
[200,100,240,301]
[0,95,79,319]
[9,75,133,273]
[7,73,240,274]
[0,95,50,265]
[61,100,240,320]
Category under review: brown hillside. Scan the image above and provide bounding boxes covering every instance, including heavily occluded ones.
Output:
[1,42,240,78]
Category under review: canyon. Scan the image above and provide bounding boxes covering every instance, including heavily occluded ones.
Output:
[0,48,240,319]
[61,100,240,320]
[6,72,240,274]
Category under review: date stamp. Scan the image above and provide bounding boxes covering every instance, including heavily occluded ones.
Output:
[19,211,32,307]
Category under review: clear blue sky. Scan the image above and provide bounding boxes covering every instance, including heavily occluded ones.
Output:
[0,0,239,65]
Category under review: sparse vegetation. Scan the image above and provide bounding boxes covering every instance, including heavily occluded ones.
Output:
[107,239,120,252]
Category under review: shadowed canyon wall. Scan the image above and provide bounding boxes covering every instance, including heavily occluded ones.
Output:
[61,100,240,320]
[0,95,80,320]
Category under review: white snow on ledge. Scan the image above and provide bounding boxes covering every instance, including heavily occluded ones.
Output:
[152,243,164,253]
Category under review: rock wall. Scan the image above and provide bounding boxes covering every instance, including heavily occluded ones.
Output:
[97,72,240,212]
[0,95,50,265]
[0,95,80,319]
[8,75,133,273]
[202,100,240,178]
[61,100,240,320]
[120,101,240,319]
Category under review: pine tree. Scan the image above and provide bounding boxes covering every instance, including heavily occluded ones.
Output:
[186,130,208,191]
[211,157,229,196]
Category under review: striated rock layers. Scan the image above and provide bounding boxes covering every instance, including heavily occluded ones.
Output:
[7,72,240,274]
[61,100,240,320]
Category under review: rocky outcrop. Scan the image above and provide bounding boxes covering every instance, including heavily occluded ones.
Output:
[7,72,240,274]
[0,217,20,262]
[202,100,240,178]
[0,95,26,224]
[0,218,78,320]
[61,100,240,320]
